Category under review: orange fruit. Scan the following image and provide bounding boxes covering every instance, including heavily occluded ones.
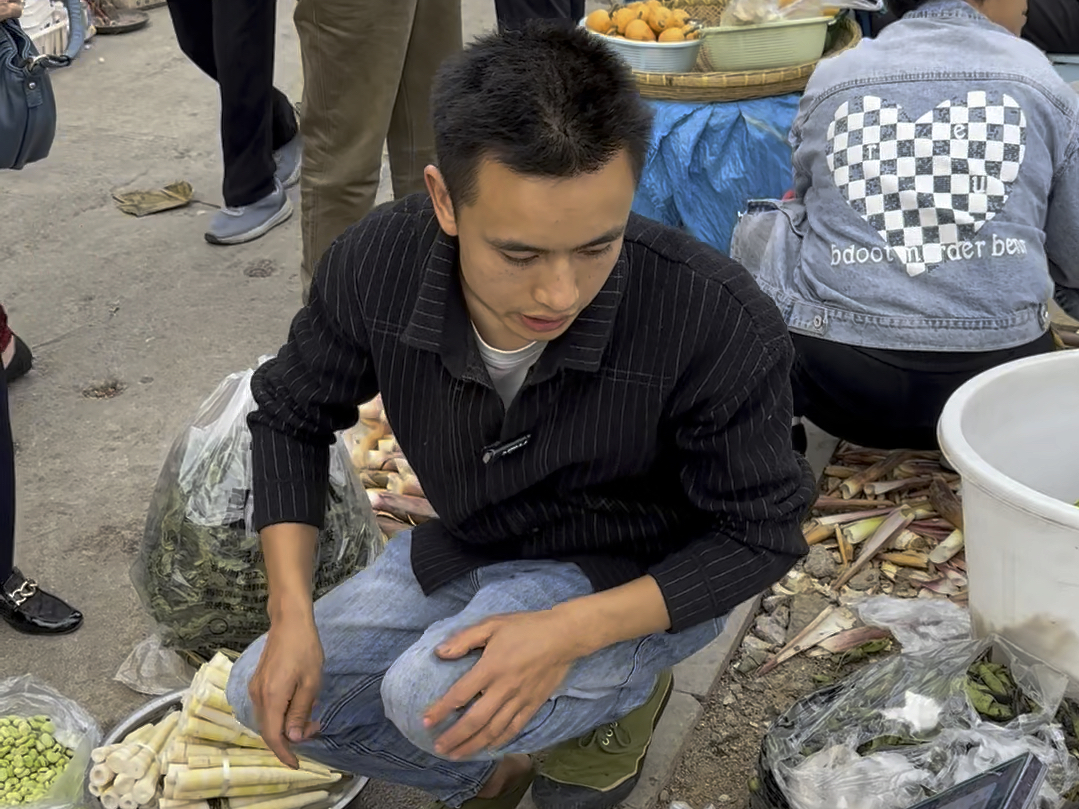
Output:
[647,6,672,32]
[670,8,690,24]
[613,6,644,32]
[625,18,657,40]
[658,26,685,40]
[585,8,612,32]
[685,29,699,39]
[646,0,663,8]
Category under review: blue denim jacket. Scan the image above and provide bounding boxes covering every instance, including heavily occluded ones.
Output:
[730,0,1079,351]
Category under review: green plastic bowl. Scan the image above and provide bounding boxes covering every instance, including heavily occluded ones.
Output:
[699,16,831,72]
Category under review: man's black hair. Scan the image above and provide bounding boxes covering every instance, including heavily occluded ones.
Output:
[430,23,655,207]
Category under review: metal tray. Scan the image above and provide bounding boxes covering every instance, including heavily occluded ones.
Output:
[100,691,367,809]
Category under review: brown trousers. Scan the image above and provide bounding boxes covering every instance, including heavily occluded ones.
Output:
[295,0,462,299]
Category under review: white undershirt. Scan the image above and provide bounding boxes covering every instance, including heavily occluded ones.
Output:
[472,323,545,408]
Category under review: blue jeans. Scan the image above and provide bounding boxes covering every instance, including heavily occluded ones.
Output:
[226,533,725,806]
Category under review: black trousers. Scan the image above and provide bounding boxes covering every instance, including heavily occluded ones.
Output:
[1,368,14,583]
[166,0,298,208]
[495,0,586,31]
[790,331,1055,450]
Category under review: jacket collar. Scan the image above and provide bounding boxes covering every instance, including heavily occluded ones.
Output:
[904,0,1005,29]
[401,226,628,384]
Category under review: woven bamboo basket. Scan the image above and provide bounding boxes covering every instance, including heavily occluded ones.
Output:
[629,1,862,103]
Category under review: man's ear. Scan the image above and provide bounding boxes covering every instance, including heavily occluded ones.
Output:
[425,166,459,237]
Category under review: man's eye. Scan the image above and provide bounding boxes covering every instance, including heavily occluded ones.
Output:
[581,244,614,259]
[502,253,537,266]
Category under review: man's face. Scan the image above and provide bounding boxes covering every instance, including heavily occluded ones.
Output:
[427,151,637,351]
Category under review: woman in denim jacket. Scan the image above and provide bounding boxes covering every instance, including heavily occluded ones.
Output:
[731,0,1079,451]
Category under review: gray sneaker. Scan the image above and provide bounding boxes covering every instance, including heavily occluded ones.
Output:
[274,134,302,188]
[205,181,293,246]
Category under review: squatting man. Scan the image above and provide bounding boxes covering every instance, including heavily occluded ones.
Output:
[224,24,814,809]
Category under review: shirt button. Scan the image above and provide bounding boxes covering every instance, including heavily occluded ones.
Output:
[28,82,36,90]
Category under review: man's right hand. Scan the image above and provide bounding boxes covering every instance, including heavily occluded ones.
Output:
[249,614,324,768]
[251,523,322,768]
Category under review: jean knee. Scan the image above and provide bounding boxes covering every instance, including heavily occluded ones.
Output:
[380,643,477,757]
[225,636,265,732]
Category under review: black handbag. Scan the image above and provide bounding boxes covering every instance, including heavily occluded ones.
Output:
[1,0,85,170]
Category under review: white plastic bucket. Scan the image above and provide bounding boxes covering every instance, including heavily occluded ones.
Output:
[938,351,1079,687]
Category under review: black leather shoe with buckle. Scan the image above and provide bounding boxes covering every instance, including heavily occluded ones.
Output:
[0,569,82,635]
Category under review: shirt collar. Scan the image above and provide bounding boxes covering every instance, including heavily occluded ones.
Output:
[401,225,628,383]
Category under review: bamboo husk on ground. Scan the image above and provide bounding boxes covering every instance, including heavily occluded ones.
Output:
[739,441,975,674]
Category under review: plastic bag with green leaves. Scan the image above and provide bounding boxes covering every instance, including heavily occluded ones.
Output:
[132,360,383,660]
[0,676,101,809]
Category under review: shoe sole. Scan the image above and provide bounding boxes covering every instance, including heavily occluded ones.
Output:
[533,670,675,808]
[205,198,294,246]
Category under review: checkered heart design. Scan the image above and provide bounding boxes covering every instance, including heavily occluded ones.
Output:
[826,92,1027,276]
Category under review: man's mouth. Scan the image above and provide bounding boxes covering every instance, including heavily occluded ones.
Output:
[519,314,571,333]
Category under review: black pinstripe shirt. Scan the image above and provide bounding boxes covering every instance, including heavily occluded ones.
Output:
[249,195,814,632]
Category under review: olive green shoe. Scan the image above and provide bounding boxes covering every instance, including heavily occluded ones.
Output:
[426,761,535,809]
[531,669,675,809]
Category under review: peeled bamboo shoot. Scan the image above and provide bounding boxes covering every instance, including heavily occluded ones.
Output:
[101,784,122,809]
[227,788,331,809]
[123,711,181,779]
[119,793,139,809]
[93,744,121,764]
[133,760,163,804]
[160,801,211,809]
[90,763,116,787]
[186,750,331,776]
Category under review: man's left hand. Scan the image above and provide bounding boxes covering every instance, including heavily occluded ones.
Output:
[424,610,583,760]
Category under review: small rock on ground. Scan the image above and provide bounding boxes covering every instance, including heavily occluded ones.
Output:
[848,567,881,591]
[787,592,833,642]
[762,594,789,613]
[804,545,838,579]
[754,614,788,647]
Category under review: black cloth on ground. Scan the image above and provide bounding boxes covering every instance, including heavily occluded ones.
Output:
[789,331,1055,450]
[165,0,298,208]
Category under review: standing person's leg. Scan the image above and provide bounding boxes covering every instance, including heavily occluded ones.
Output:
[211,0,279,209]
[166,0,299,191]
[165,0,217,78]
[295,0,421,300]
[494,0,586,31]
[201,0,293,244]
[0,367,14,585]
[0,349,82,635]
[385,0,461,204]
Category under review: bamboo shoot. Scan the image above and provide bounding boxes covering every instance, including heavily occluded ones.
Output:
[123,711,181,779]
[90,763,116,787]
[928,529,965,564]
[101,784,122,809]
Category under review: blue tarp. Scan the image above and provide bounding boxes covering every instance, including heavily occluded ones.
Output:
[632,95,802,254]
